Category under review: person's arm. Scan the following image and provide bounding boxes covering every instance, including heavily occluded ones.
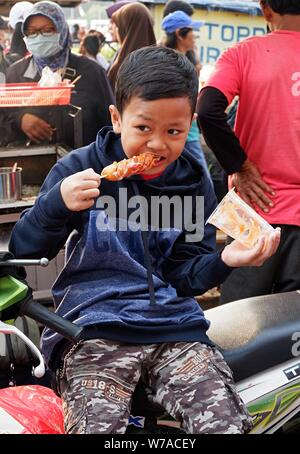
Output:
[162,173,281,297]
[9,143,101,260]
[162,182,233,296]
[0,109,18,145]
[163,225,281,298]
[6,60,54,143]
[197,87,247,174]
[9,163,78,260]
[162,234,233,297]
[198,88,275,212]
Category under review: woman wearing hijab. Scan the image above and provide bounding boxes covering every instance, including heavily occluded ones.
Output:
[107,2,156,93]
[5,1,114,147]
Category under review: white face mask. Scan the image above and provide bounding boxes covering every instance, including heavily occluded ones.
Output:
[24,32,61,58]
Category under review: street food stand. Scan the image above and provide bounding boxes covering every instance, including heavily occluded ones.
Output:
[0,81,82,300]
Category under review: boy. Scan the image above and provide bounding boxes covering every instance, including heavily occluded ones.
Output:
[9,47,280,434]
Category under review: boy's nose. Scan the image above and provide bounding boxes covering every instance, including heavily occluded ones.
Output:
[147,137,167,151]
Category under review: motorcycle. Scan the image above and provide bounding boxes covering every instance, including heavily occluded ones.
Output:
[0,254,83,434]
[127,290,300,434]
[207,290,300,434]
[1,253,300,434]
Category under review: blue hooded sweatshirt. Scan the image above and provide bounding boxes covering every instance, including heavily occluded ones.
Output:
[9,127,233,367]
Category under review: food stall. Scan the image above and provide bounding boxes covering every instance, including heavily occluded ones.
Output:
[0,81,82,300]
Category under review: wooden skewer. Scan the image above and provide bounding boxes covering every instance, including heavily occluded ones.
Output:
[11,162,18,194]
[72,75,82,85]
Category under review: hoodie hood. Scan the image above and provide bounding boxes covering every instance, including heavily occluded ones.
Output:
[96,126,205,194]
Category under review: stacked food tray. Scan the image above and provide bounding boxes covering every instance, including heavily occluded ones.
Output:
[0,82,72,107]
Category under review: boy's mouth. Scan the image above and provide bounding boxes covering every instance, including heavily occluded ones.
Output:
[141,155,167,176]
[153,155,167,167]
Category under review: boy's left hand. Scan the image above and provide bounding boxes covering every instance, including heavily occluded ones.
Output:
[221,227,281,268]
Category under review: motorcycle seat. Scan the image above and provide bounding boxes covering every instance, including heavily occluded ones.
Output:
[205,291,300,382]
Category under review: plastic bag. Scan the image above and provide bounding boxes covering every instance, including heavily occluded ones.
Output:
[38,66,62,87]
[0,385,64,434]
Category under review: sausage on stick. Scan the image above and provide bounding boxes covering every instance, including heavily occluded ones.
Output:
[100,152,161,181]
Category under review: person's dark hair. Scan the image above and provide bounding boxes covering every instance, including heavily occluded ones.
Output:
[9,22,27,57]
[163,27,192,49]
[115,46,198,116]
[72,23,79,33]
[81,34,101,58]
[162,27,198,68]
[88,29,105,41]
[163,0,194,17]
[71,23,79,42]
[260,0,300,14]
[81,31,105,58]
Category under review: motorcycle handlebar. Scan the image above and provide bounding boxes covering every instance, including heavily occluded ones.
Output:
[19,298,83,343]
[0,256,83,343]
[0,258,49,267]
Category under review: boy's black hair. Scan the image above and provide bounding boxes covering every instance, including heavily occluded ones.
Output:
[115,46,198,116]
[163,0,194,17]
[261,0,300,14]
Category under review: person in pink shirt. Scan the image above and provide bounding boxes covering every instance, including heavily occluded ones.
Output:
[197,0,300,303]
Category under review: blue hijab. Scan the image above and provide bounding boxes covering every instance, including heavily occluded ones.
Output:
[22,1,72,73]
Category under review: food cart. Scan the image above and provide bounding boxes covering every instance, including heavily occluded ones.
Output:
[0,81,82,301]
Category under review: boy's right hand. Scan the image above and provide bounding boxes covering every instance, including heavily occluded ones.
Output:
[60,168,101,211]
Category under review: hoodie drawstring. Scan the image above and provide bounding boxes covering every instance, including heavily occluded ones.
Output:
[132,181,156,306]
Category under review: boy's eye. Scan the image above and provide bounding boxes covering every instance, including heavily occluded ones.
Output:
[168,129,180,136]
[136,125,150,132]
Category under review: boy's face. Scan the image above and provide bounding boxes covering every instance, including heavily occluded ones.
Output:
[109,96,193,176]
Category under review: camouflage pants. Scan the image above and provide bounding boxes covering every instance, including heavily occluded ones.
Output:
[57,339,253,434]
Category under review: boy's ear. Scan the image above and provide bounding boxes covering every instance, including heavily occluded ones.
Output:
[109,105,122,134]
